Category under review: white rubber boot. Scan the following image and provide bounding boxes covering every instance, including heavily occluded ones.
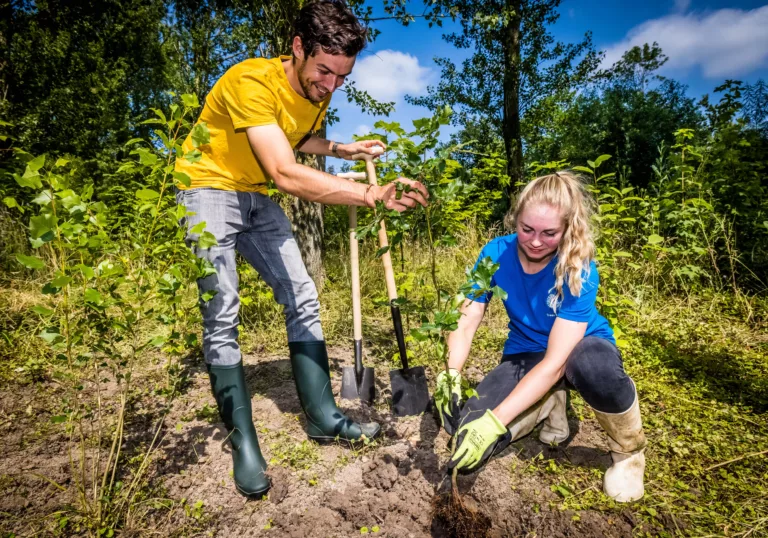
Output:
[508,389,570,444]
[592,389,647,503]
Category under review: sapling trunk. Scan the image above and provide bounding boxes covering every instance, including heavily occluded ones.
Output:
[431,467,492,538]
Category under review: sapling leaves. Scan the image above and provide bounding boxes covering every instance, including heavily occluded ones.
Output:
[16,254,45,270]
[9,94,214,526]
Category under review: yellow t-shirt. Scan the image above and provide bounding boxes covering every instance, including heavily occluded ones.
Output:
[175,56,329,193]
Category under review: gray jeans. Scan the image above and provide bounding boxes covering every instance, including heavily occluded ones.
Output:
[177,188,323,366]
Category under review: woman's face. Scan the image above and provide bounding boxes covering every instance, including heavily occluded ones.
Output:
[517,203,565,262]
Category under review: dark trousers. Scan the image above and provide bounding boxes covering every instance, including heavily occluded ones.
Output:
[459,336,636,429]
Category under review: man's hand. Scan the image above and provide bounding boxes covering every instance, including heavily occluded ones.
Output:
[448,409,509,474]
[435,368,462,435]
[337,139,386,160]
[370,179,429,213]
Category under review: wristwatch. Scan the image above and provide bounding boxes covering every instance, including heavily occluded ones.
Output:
[331,142,339,156]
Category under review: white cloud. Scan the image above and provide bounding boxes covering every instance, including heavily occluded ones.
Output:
[673,0,691,14]
[601,6,768,78]
[350,50,433,103]
[354,124,371,136]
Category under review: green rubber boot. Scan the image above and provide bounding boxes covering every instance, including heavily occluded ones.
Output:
[289,341,381,443]
[208,362,270,498]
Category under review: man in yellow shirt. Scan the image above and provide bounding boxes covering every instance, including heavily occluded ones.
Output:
[175,0,428,499]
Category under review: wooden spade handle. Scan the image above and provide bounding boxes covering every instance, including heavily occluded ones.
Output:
[364,156,410,370]
[365,159,398,302]
[348,205,362,342]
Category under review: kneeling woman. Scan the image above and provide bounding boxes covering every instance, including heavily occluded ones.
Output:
[437,171,646,502]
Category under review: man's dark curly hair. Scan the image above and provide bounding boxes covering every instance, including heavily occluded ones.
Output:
[292,0,368,58]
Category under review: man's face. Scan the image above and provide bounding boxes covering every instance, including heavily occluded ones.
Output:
[293,38,356,103]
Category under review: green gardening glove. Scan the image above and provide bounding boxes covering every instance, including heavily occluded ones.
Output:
[448,409,509,473]
[435,368,462,435]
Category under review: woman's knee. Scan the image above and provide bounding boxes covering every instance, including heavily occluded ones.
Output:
[565,337,634,413]
[565,337,623,383]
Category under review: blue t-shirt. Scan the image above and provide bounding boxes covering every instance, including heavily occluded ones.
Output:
[471,234,614,354]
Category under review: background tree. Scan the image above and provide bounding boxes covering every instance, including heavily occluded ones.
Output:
[526,45,702,188]
[1,0,168,169]
[399,0,601,208]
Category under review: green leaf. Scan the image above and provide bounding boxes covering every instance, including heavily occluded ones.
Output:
[16,169,43,189]
[593,154,612,168]
[571,166,593,174]
[647,234,664,245]
[148,335,166,347]
[136,189,160,201]
[173,171,191,188]
[375,246,390,258]
[201,290,218,302]
[32,305,55,316]
[50,415,67,424]
[30,214,56,240]
[133,148,159,166]
[84,289,103,305]
[189,222,207,234]
[16,254,45,270]
[184,149,202,163]
[124,137,144,147]
[32,190,54,205]
[190,122,210,148]
[3,196,22,213]
[197,231,218,249]
[50,275,72,288]
[149,107,167,124]
[54,158,70,168]
[181,94,200,108]
[75,264,95,280]
[39,327,64,345]
[27,154,46,172]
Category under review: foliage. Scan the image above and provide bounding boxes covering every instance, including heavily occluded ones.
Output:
[1,0,168,159]
[400,0,601,189]
[526,45,702,189]
[4,95,210,533]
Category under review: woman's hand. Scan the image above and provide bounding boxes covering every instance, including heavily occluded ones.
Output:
[448,409,509,473]
[435,368,462,435]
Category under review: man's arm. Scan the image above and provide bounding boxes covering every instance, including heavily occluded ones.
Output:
[246,124,428,211]
[297,134,386,160]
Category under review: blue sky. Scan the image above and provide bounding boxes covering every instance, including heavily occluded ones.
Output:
[327,0,768,168]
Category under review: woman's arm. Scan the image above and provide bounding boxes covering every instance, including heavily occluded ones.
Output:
[492,317,587,424]
[446,299,488,372]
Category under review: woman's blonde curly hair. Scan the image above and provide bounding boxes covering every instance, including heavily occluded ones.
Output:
[504,170,597,300]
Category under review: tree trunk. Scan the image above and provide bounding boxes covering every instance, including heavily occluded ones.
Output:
[503,0,524,203]
[288,128,325,289]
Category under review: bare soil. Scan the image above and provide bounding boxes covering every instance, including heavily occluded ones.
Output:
[0,345,653,537]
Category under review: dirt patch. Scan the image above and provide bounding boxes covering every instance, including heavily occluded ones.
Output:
[0,345,657,536]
